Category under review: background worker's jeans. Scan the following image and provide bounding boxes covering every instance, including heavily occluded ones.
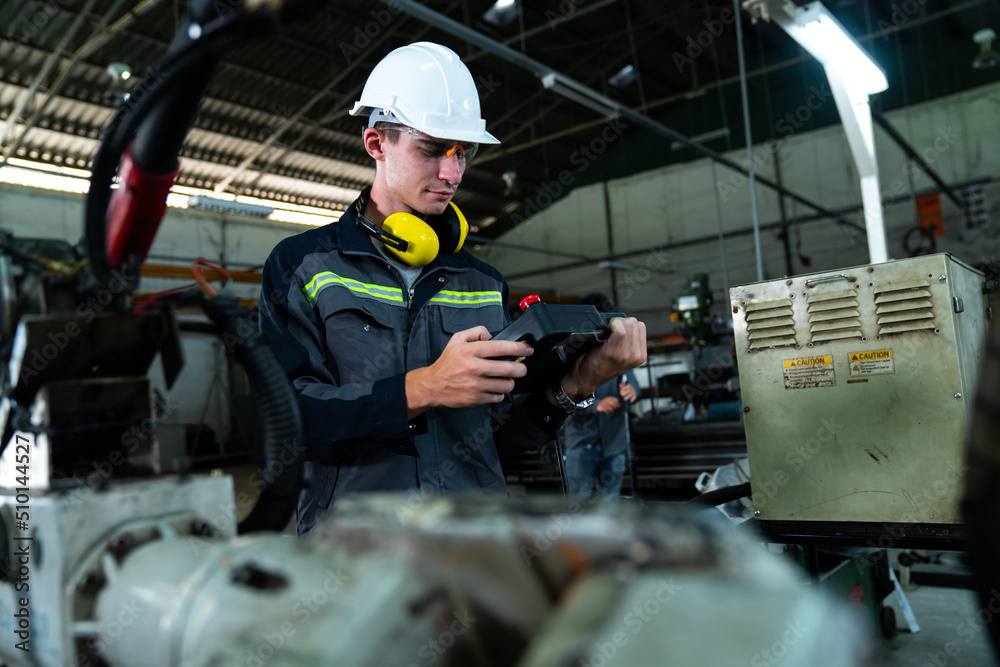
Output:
[564,444,626,500]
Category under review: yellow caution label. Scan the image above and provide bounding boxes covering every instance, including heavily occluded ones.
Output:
[848,349,894,377]
[849,350,892,362]
[783,356,833,368]
[782,355,835,389]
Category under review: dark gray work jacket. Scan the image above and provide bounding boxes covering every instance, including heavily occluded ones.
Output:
[259,196,562,533]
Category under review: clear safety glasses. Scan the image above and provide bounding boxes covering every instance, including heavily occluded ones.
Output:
[380,125,479,164]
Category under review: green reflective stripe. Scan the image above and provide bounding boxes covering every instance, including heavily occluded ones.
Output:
[303,271,404,304]
[429,289,504,306]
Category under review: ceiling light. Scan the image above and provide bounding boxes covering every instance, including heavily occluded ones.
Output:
[483,0,519,27]
[106,62,132,82]
[778,2,887,95]
[973,28,999,69]
[188,195,274,218]
[608,64,637,89]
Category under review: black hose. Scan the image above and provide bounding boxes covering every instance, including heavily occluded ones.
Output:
[684,482,752,509]
[199,296,303,533]
[83,11,256,291]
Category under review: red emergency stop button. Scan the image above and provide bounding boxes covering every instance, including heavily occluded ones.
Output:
[519,294,541,311]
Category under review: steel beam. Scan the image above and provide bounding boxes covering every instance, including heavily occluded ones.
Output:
[872,106,963,208]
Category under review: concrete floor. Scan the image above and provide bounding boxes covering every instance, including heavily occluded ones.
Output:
[874,585,998,667]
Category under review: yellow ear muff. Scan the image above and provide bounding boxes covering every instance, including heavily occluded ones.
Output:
[382,212,439,267]
[448,201,469,254]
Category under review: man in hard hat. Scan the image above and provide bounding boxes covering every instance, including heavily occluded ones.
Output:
[259,42,646,534]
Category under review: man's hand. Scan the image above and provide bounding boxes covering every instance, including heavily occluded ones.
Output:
[406,326,533,419]
[619,382,637,403]
[559,317,646,402]
[596,396,621,414]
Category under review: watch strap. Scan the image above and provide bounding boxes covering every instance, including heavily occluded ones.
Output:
[551,381,595,414]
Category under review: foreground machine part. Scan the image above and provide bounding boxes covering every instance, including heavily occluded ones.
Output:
[22,494,868,667]
[0,476,236,666]
[732,253,986,531]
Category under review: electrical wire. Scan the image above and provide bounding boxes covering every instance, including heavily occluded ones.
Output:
[191,258,232,297]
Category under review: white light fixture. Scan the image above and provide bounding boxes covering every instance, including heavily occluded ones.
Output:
[0,158,338,226]
[760,0,890,264]
[608,64,637,89]
[188,195,274,218]
[483,0,519,27]
[106,62,132,83]
[973,28,999,69]
[779,2,887,95]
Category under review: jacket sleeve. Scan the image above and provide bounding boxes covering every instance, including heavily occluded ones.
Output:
[258,246,415,462]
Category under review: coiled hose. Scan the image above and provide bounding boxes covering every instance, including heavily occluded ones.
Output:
[199,296,303,533]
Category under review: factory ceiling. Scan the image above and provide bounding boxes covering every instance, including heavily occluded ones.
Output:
[0,0,997,243]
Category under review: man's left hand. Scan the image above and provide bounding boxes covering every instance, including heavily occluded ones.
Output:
[559,317,646,402]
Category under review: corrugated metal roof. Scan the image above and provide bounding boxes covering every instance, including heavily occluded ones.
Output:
[0,0,993,237]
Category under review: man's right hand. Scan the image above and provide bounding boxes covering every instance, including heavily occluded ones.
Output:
[405,326,534,419]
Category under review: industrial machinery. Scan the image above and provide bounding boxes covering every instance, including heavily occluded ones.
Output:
[731,254,988,534]
[672,273,716,345]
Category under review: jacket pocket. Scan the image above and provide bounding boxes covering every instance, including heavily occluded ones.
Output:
[317,292,405,384]
[439,304,508,336]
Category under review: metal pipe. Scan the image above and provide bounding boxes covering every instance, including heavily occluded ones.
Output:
[504,173,997,282]
[466,234,603,263]
[710,162,730,292]
[603,181,618,304]
[872,106,963,208]
[383,0,859,234]
[733,0,763,282]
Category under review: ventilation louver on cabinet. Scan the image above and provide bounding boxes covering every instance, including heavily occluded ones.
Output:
[745,298,797,350]
[874,279,936,335]
[806,289,863,344]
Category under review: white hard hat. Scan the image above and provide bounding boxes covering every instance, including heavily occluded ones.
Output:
[349,42,500,145]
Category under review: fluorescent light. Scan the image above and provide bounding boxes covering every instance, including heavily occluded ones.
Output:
[0,159,341,226]
[608,64,637,89]
[188,195,274,218]
[483,0,519,26]
[782,2,887,95]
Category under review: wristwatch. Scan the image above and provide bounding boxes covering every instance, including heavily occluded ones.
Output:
[551,380,596,415]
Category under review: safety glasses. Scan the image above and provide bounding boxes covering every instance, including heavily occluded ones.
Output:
[380,125,479,164]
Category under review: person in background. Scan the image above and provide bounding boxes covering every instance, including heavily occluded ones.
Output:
[560,293,640,500]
